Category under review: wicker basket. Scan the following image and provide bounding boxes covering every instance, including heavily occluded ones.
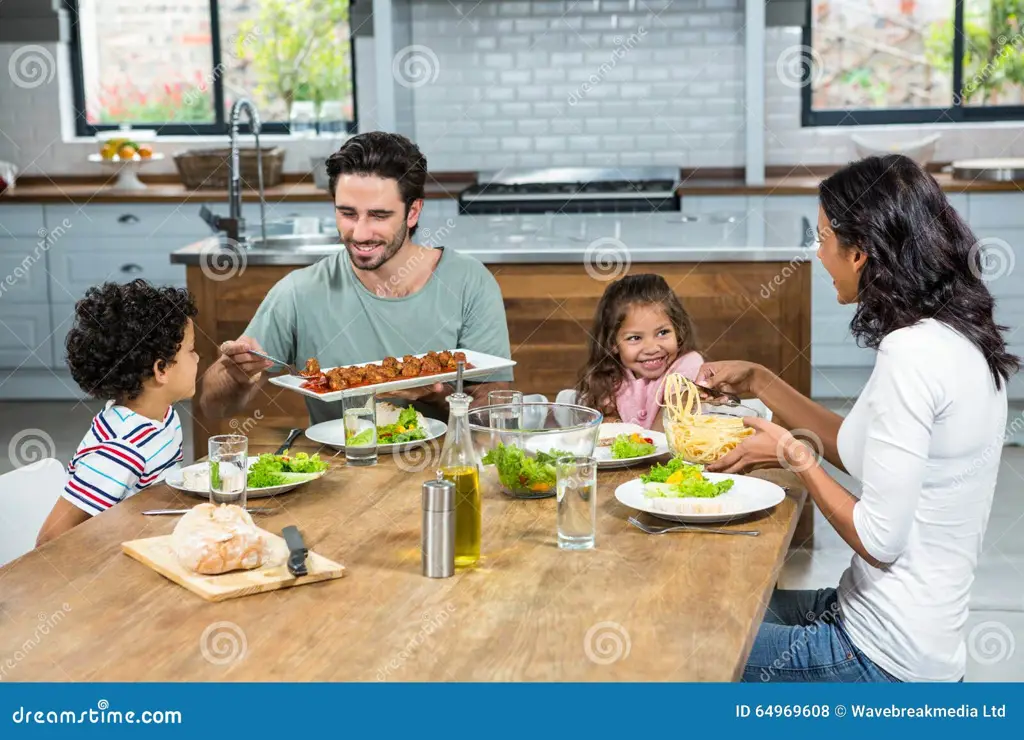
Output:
[173,147,286,189]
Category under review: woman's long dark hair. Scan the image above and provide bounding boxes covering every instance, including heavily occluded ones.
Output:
[819,155,1018,389]
[576,274,699,415]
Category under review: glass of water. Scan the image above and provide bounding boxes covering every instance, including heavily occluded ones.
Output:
[343,392,378,466]
[208,434,248,508]
[556,455,597,550]
[488,390,523,430]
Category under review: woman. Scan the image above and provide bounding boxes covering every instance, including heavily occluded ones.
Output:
[698,155,1017,683]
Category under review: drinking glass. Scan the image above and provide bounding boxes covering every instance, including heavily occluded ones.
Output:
[208,434,248,508]
[488,390,523,431]
[556,455,597,550]
[343,392,378,466]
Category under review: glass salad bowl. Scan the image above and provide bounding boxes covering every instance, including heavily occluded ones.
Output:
[663,399,764,465]
[468,403,603,499]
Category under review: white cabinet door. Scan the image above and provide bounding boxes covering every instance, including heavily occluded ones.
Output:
[43,204,210,239]
[47,237,186,303]
[967,193,1024,229]
[49,302,76,370]
[0,238,50,303]
[0,204,46,237]
[0,304,53,369]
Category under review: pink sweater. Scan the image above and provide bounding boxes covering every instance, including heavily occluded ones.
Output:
[613,351,704,429]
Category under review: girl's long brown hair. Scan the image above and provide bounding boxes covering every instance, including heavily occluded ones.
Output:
[575,274,699,416]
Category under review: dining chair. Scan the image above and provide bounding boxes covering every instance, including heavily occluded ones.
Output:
[0,458,66,567]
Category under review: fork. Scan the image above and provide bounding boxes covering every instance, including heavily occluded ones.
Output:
[249,349,303,377]
[627,515,759,537]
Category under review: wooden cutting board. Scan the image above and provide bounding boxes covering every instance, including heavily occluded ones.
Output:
[122,529,346,602]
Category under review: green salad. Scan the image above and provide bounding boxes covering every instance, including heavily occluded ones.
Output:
[610,432,657,459]
[641,455,734,499]
[246,451,329,488]
[481,443,573,494]
[377,406,427,445]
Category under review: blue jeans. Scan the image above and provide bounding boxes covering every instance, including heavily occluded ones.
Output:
[742,588,900,683]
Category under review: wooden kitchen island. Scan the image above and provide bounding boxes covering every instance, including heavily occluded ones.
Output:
[0,439,806,682]
[184,259,811,458]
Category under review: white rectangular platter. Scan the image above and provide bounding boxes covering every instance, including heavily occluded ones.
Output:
[268,349,516,402]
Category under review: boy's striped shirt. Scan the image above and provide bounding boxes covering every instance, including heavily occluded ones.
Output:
[63,401,183,516]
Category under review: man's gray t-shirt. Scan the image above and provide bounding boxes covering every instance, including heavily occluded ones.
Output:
[244,248,513,424]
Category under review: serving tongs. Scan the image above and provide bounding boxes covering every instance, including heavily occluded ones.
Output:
[691,382,742,408]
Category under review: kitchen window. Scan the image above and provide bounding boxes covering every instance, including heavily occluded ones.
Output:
[803,0,1024,125]
[65,0,357,136]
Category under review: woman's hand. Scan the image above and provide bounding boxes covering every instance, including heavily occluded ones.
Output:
[706,417,819,474]
[694,361,770,399]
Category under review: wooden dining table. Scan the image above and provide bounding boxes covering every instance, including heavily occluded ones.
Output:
[0,435,806,682]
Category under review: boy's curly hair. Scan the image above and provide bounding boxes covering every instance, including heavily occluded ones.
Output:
[66,280,198,402]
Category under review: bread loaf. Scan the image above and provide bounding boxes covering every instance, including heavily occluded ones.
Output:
[171,504,281,575]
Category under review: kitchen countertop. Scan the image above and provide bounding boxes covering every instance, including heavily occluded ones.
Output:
[0,173,475,204]
[171,211,816,266]
[677,170,1024,196]
[4,169,1021,204]
[0,437,806,681]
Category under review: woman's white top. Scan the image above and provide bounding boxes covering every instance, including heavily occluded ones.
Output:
[837,318,1007,682]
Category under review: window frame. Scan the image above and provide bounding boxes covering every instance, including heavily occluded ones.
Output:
[64,0,358,137]
[802,0,1024,126]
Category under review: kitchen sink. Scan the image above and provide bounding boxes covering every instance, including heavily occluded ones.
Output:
[243,233,342,252]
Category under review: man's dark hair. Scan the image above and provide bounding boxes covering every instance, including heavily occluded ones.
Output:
[325,131,427,236]
[66,279,198,402]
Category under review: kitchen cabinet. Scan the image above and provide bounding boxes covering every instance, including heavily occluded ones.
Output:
[0,304,53,369]
[0,205,52,369]
[46,237,187,303]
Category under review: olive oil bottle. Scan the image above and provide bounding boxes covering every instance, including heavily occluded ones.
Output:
[437,392,481,566]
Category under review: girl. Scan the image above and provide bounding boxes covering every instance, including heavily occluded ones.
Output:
[575,274,702,430]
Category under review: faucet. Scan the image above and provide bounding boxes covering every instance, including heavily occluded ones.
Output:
[199,98,267,246]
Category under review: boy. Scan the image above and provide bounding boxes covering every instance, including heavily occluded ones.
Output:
[36,280,199,546]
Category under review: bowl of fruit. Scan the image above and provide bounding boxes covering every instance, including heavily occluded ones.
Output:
[90,130,163,190]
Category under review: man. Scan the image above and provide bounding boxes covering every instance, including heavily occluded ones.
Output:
[198,131,513,424]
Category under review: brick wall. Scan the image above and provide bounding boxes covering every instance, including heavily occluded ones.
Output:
[408,0,747,170]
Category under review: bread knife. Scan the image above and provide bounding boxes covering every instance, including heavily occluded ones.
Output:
[282,525,309,577]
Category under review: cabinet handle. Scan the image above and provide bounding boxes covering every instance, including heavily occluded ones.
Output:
[120,263,143,274]
[117,214,140,224]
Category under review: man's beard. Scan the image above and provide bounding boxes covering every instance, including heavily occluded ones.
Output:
[345,221,408,271]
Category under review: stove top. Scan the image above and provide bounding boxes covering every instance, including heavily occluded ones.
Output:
[459,167,681,214]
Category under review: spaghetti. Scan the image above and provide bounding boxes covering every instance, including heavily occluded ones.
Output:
[660,374,754,464]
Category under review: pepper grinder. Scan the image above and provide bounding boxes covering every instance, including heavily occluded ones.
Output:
[421,479,455,578]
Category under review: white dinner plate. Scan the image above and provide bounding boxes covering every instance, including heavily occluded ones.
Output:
[593,423,671,469]
[614,473,786,523]
[305,417,447,453]
[165,458,328,500]
[268,349,516,402]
